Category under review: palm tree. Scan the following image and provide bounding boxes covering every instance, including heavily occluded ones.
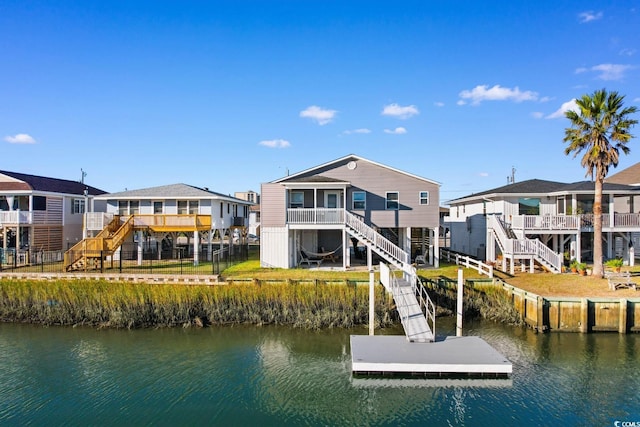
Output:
[564,89,638,277]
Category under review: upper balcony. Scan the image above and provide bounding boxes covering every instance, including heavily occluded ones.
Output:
[0,210,33,226]
[510,213,640,233]
[287,208,345,227]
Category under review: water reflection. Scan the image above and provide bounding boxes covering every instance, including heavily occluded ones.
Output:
[0,321,639,425]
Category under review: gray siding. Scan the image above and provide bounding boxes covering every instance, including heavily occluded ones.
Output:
[261,183,286,227]
[291,158,440,228]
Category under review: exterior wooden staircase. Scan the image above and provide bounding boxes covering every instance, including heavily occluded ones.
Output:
[488,215,563,273]
[64,216,135,271]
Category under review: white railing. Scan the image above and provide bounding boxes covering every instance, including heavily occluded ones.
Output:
[0,210,33,225]
[344,210,409,266]
[86,212,114,231]
[388,265,435,342]
[511,213,640,231]
[440,248,494,278]
[511,215,580,231]
[413,273,436,340]
[488,215,562,273]
[286,208,344,224]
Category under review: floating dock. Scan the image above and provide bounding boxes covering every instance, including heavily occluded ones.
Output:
[350,335,512,377]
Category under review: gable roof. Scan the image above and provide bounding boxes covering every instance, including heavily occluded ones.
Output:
[606,162,640,185]
[271,154,441,186]
[0,170,106,196]
[96,183,252,204]
[449,178,640,204]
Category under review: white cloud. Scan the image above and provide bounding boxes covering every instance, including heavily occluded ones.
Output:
[592,63,634,80]
[4,133,36,144]
[634,97,640,102]
[381,103,419,119]
[576,63,634,80]
[299,105,337,125]
[619,48,637,57]
[531,112,544,119]
[259,139,290,148]
[578,10,603,23]
[434,102,445,107]
[384,127,407,135]
[342,128,371,135]
[456,100,466,106]
[546,99,579,119]
[539,96,552,103]
[478,172,489,177]
[458,84,539,105]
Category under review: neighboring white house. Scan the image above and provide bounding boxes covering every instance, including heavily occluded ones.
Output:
[445,178,640,273]
[0,170,106,252]
[260,154,441,270]
[63,183,253,271]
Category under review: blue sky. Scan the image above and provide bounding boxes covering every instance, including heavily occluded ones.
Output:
[2,1,639,204]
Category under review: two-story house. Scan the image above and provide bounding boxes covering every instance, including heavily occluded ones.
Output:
[0,170,106,255]
[445,178,640,273]
[65,183,253,270]
[260,154,441,270]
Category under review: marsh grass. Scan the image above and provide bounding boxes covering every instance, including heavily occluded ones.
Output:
[0,278,395,330]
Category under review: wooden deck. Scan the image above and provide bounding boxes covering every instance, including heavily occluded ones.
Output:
[350,335,512,376]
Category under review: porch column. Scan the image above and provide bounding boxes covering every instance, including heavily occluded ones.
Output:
[343,229,349,269]
[193,230,199,266]
[606,232,613,259]
[404,227,411,258]
[576,233,581,263]
[207,230,213,261]
[432,227,439,268]
[609,197,615,228]
[137,230,143,265]
[629,233,635,267]
[486,230,494,263]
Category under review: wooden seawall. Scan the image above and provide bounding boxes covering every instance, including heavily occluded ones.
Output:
[496,280,640,333]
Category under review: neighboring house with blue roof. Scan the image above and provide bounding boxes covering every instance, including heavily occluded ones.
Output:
[0,170,106,253]
[445,178,640,273]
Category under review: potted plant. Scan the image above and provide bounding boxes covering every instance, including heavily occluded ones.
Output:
[605,258,624,273]
[569,259,578,273]
[577,262,587,276]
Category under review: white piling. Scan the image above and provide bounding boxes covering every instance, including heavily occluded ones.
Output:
[368,247,375,336]
[457,267,463,337]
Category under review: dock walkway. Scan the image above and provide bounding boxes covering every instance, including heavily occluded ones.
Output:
[392,277,434,342]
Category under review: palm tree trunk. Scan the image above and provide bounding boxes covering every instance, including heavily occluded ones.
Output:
[592,178,604,277]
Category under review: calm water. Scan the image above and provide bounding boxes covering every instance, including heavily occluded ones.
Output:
[1,319,639,426]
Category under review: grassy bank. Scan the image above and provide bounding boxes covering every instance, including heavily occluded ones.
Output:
[419,277,523,325]
[0,278,395,330]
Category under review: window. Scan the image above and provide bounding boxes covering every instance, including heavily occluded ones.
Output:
[188,201,199,214]
[118,201,128,216]
[178,201,188,214]
[519,198,540,215]
[130,201,139,215]
[290,191,304,208]
[419,191,429,205]
[352,191,366,210]
[386,192,399,210]
[153,201,163,214]
[32,196,46,211]
[72,199,85,214]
